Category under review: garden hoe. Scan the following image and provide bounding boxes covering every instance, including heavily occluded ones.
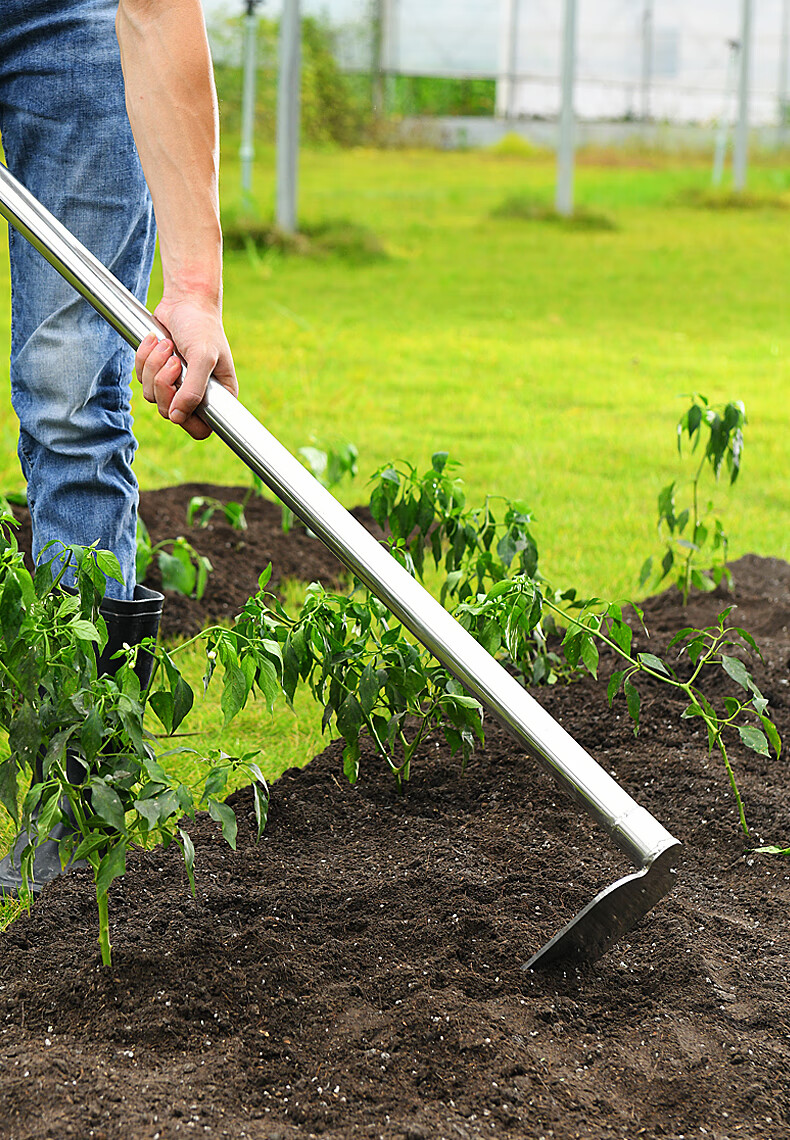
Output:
[0,162,682,970]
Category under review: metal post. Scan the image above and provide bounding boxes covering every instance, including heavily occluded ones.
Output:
[504,0,520,120]
[371,0,384,116]
[733,0,752,192]
[276,0,301,233]
[712,40,739,187]
[556,0,577,217]
[779,0,790,145]
[383,0,398,114]
[240,0,260,208]
[641,0,653,124]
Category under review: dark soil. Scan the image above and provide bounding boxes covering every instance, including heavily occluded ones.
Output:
[2,491,790,1140]
[10,484,378,640]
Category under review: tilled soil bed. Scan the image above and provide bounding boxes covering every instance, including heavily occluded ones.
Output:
[2,489,790,1140]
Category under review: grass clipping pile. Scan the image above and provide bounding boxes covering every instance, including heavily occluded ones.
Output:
[1,490,790,1139]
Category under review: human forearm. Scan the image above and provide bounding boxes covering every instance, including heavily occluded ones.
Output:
[115,0,237,439]
[116,0,222,303]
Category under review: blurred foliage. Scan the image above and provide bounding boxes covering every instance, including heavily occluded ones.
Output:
[211,14,370,146]
[384,76,496,118]
[209,12,495,148]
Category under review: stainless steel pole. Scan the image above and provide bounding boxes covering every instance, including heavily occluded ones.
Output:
[276,0,301,233]
[240,0,259,207]
[0,161,681,967]
[733,0,752,192]
[556,0,577,217]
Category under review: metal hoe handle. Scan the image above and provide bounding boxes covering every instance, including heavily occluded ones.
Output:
[0,161,680,965]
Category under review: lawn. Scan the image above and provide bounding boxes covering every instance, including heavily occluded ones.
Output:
[0,141,788,812]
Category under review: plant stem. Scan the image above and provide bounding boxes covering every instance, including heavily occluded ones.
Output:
[0,656,25,694]
[97,889,112,966]
[715,736,750,837]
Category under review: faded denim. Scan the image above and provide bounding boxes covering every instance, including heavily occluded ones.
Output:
[0,0,156,598]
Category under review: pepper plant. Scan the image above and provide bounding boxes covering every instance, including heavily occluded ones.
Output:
[457,574,782,839]
[368,452,566,683]
[640,395,747,603]
[0,501,269,966]
[186,473,266,532]
[274,582,483,788]
[135,517,212,599]
[281,439,358,534]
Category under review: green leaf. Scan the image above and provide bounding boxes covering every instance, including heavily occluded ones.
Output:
[733,626,760,655]
[580,636,599,679]
[194,556,212,600]
[607,670,625,706]
[638,557,652,588]
[637,652,670,676]
[253,656,280,706]
[251,782,269,838]
[0,571,24,644]
[158,549,195,596]
[133,796,162,829]
[71,619,101,644]
[0,759,19,825]
[171,675,194,731]
[71,832,113,863]
[758,714,781,759]
[624,678,640,735]
[223,501,247,531]
[203,766,229,800]
[95,549,124,586]
[8,703,42,770]
[221,662,248,726]
[90,781,127,833]
[149,690,174,734]
[95,841,127,898]
[721,655,750,691]
[80,709,104,761]
[358,663,379,715]
[336,693,363,742]
[608,618,632,658]
[179,828,196,895]
[35,790,62,847]
[208,800,238,850]
[738,725,769,757]
[343,738,360,784]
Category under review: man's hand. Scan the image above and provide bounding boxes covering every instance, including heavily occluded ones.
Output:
[135,297,238,441]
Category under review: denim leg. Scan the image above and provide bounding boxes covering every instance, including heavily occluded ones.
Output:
[0,0,156,599]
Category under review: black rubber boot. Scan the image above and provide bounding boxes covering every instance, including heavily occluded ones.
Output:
[0,585,164,899]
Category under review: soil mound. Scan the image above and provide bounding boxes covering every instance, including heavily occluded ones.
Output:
[11,484,379,640]
[2,491,789,1139]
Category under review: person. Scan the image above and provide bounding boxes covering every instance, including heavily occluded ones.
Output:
[0,0,237,895]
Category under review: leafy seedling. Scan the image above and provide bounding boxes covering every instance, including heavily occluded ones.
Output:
[459,573,782,842]
[136,518,212,599]
[186,474,266,532]
[281,440,358,533]
[640,394,746,604]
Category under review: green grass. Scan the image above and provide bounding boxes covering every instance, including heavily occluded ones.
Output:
[0,143,789,822]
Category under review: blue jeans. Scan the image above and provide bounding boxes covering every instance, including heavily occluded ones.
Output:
[0,0,156,599]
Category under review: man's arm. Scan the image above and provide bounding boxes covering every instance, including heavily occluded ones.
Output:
[116,0,237,440]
